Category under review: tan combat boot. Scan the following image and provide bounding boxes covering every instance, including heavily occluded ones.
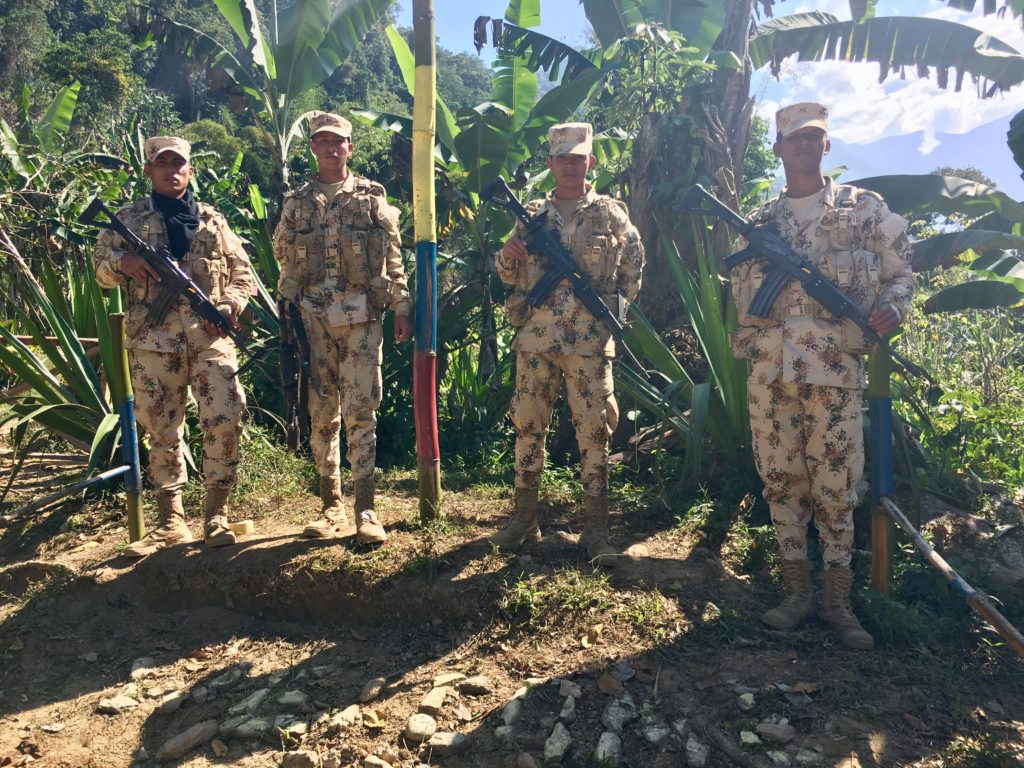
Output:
[302,476,355,539]
[354,475,387,546]
[124,491,193,558]
[203,487,237,548]
[819,568,875,650]
[488,487,541,549]
[760,559,815,630]
[579,494,618,567]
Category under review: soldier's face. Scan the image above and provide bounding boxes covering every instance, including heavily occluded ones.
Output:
[774,128,830,174]
[311,133,353,172]
[546,152,595,189]
[144,153,194,198]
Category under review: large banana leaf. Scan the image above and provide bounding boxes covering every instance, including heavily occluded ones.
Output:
[1009,108,1024,176]
[582,0,726,53]
[36,82,80,153]
[923,279,1024,313]
[476,20,600,81]
[971,251,1024,291]
[454,103,515,197]
[214,0,274,77]
[852,175,1024,223]
[912,230,1024,271]
[751,14,1024,94]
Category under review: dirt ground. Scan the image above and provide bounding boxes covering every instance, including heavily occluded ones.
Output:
[0,458,1022,768]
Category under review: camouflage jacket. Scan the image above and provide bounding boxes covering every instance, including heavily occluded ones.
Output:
[730,177,914,389]
[94,198,254,353]
[274,173,411,326]
[495,186,645,357]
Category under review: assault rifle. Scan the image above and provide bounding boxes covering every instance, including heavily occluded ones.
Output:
[278,298,317,451]
[681,185,926,380]
[481,177,648,378]
[78,197,249,351]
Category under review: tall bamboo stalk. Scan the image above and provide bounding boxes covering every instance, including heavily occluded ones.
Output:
[412,0,442,520]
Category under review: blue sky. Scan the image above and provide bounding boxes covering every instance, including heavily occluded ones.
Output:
[394,1,1024,196]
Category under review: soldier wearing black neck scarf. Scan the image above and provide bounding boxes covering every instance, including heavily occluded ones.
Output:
[94,136,255,558]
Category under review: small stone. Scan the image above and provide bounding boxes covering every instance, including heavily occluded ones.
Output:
[322,755,342,768]
[159,690,189,714]
[502,697,523,726]
[130,657,157,680]
[310,665,332,679]
[209,668,245,691]
[191,686,209,704]
[558,680,583,699]
[593,731,621,767]
[281,751,319,768]
[268,670,289,687]
[795,748,822,765]
[419,686,449,717]
[229,688,269,716]
[234,718,272,740]
[275,716,309,735]
[737,692,756,712]
[495,725,514,747]
[219,715,248,735]
[433,672,466,687]
[766,751,791,766]
[757,722,796,745]
[600,697,637,734]
[83,652,98,663]
[733,684,757,695]
[543,722,571,765]
[515,755,541,768]
[458,675,493,695]
[404,713,437,743]
[426,732,466,756]
[157,719,219,760]
[558,694,575,723]
[672,719,690,738]
[740,731,762,746]
[363,757,390,768]
[643,723,671,746]
[360,677,387,703]
[96,695,138,715]
[327,704,361,736]
[785,692,813,708]
[685,735,710,768]
[277,690,313,711]
[211,738,229,757]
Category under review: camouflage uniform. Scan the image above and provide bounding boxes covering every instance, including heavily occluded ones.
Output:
[274,171,410,519]
[497,188,644,497]
[730,176,914,568]
[94,199,253,496]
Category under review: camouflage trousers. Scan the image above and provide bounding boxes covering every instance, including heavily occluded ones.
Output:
[748,380,863,569]
[510,351,618,496]
[304,313,383,481]
[130,341,245,494]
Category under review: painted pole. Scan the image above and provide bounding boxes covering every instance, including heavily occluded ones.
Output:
[412,0,442,520]
[868,348,895,594]
[109,312,144,542]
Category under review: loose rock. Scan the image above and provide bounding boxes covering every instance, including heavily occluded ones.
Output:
[593,732,621,767]
[191,686,209,704]
[211,738,228,758]
[600,697,637,734]
[327,705,361,736]
[543,722,571,765]
[277,690,314,712]
[795,748,822,765]
[362,757,390,768]
[158,690,189,714]
[740,731,761,746]
[643,722,671,746]
[434,672,466,688]
[425,732,466,756]
[756,722,795,745]
[495,725,514,748]
[130,657,157,680]
[234,718,272,740]
[209,668,245,691]
[558,695,576,723]
[502,697,524,726]
[229,688,270,716]
[404,713,437,743]
[685,735,710,768]
[672,719,690,738]
[418,686,449,717]
[96,695,138,715]
[281,751,319,768]
[737,692,756,712]
[157,719,219,761]
[766,751,791,766]
[459,675,494,696]
[360,677,387,703]
[275,716,309,735]
[558,680,582,699]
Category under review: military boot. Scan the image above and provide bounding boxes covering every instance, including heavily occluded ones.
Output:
[124,491,193,558]
[760,559,815,630]
[819,568,875,650]
[579,494,618,567]
[302,476,355,539]
[488,487,541,549]
[354,475,387,546]
[203,487,237,548]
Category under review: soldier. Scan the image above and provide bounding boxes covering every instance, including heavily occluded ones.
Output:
[490,122,645,566]
[730,103,914,649]
[274,112,412,545]
[94,136,254,557]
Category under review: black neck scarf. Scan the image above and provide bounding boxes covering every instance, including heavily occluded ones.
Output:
[151,190,200,260]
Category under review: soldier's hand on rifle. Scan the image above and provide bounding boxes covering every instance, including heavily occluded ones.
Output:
[394,314,413,342]
[120,253,162,283]
[501,237,528,262]
[868,302,903,335]
[202,306,239,338]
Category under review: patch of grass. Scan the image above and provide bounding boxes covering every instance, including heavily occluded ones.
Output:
[722,521,777,575]
[540,465,582,507]
[497,567,613,629]
[942,734,1024,768]
[233,423,316,499]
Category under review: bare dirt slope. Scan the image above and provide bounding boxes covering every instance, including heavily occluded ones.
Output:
[0,467,1022,768]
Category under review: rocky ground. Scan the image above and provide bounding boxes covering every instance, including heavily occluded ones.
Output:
[0,458,1022,768]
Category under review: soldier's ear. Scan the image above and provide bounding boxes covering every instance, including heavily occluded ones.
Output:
[587,154,596,172]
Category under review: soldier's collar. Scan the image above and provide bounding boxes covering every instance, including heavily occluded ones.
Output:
[543,184,599,213]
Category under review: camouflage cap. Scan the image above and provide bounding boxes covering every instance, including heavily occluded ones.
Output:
[144,136,191,163]
[547,122,593,156]
[776,102,829,137]
[309,112,353,139]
